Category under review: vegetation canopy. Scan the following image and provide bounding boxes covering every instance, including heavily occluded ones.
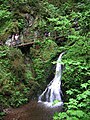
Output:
[0,0,90,119]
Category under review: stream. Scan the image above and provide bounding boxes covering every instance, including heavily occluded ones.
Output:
[3,101,63,120]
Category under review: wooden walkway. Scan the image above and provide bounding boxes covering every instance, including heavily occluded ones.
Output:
[16,42,34,47]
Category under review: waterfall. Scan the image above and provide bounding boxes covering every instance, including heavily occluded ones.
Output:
[38,52,65,107]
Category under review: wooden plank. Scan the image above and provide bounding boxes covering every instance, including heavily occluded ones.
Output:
[16,42,34,47]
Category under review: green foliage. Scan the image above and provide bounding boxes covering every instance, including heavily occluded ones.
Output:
[0,0,90,120]
[54,34,90,119]
[51,0,90,120]
[53,82,90,120]
[0,111,5,120]
[0,1,26,41]
[25,70,34,81]
[40,1,60,17]
[0,46,26,107]
[30,39,58,87]
[0,9,12,40]
[0,46,39,112]
[53,110,89,120]
[52,100,60,106]
[0,10,11,21]
[48,16,71,37]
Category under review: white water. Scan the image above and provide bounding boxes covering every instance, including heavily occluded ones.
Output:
[38,52,64,107]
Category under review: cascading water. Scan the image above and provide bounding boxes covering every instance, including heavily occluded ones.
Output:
[38,52,65,107]
[4,53,64,120]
